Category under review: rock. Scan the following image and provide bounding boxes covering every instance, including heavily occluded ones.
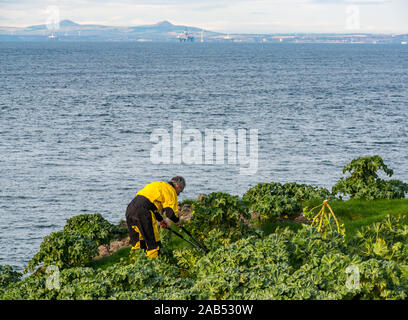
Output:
[197,194,206,201]
[179,204,192,221]
[294,216,309,223]
[109,237,130,253]
[97,245,110,259]
[294,211,310,224]
[95,236,130,259]
[251,211,260,220]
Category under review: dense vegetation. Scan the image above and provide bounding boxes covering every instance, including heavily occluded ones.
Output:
[189,192,262,248]
[63,213,127,246]
[332,155,408,200]
[1,155,407,300]
[0,265,21,296]
[243,182,332,222]
[25,231,99,272]
[2,213,408,300]
[24,213,127,273]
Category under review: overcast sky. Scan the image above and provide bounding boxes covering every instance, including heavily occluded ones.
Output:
[1,0,407,33]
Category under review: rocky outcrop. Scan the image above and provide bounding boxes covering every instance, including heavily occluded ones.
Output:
[95,236,130,259]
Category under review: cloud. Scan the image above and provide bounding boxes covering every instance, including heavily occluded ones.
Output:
[0,0,406,33]
[309,0,391,4]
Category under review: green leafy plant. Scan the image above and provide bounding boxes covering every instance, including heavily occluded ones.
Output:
[243,182,332,222]
[0,265,22,293]
[189,192,260,249]
[179,199,197,206]
[173,248,203,274]
[348,214,408,264]
[188,223,407,300]
[332,155,408,200]
[25,231,99,272]
[4,178,408,301]
[63,213,127,246]
[0,272,57,300]
[3,214,408,301]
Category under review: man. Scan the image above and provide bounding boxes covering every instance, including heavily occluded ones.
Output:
[125,176,185,259]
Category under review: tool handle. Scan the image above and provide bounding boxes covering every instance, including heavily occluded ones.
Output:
[179,226,209,252]
[166,228,207,253]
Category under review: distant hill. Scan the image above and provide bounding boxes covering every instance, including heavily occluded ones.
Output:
[0,19,220,42]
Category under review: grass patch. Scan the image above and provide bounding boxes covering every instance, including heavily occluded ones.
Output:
[328,199,408,239]
[329,198,408,219]
[261,220,302,236]
[261,198,408,240]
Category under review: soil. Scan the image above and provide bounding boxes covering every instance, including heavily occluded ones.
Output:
[277,210,311,224]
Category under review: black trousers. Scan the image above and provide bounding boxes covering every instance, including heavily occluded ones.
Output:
[125,195,161,257]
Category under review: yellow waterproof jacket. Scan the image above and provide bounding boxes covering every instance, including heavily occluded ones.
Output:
[137,181,179,222]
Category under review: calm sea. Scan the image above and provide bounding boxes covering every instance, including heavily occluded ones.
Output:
[1,42,407,271]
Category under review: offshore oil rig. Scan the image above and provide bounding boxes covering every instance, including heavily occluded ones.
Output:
[177,30,194,42]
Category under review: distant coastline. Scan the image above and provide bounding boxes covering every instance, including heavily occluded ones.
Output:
[1,19,407,44]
